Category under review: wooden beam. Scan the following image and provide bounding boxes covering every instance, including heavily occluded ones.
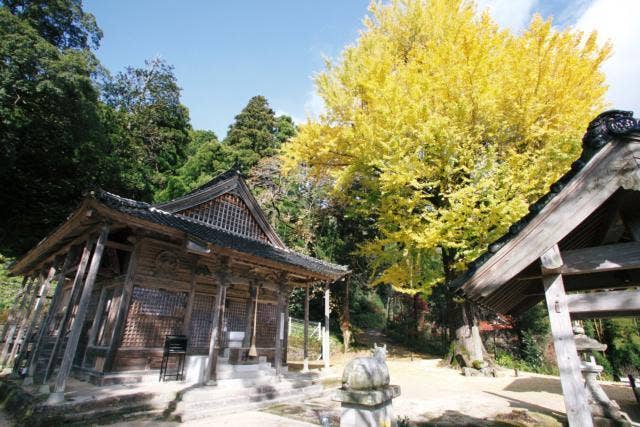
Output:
[568,290,640,319]
[105,240,134,252]
[559,241,640,275]
[541,246,593,427]
[43,236,96,383]
[50,224,109,403]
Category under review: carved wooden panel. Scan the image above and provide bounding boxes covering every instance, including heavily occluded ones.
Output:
[179,193,269,242]
[120,287,187,348]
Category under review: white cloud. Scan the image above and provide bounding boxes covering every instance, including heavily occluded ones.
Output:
[475,0,535,33]
[575,0,640,114]
[303,89,326,121]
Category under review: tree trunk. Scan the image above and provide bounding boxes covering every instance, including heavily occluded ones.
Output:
[441,248,489,367]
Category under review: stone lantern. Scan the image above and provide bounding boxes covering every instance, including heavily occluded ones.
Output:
[333,344,401,427]
[573,325,630,424]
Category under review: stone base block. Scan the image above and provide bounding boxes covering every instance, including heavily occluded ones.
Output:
[340,401,395,427]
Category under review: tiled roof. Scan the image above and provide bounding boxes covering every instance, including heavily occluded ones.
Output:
[451,110,640,293]
[96,191,349,278]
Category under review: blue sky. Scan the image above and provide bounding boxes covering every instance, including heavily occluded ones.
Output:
[85,0,640,138]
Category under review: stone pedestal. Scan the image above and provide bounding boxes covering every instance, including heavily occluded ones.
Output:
[333,385,401,427]
[184,355,208,383]
[582,361,630,425]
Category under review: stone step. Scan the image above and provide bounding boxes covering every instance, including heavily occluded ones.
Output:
[181,377,317,403]
[174,383,323,422]
[216,362,273,373]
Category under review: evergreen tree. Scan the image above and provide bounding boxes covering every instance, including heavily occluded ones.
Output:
[0,5,105,255]
[102,58,192,199]
[224,95,280,172]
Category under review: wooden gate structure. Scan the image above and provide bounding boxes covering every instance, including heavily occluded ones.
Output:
[1,169,348,403]
[453,110,640,426]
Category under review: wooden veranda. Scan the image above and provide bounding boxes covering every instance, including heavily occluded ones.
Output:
[453,110,640,426]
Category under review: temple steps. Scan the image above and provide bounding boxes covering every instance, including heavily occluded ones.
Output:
[171,374,323,422]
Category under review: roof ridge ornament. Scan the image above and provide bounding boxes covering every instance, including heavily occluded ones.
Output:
[583,110,639,149]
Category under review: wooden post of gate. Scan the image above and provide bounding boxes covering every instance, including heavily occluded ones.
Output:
[541,245,592,427]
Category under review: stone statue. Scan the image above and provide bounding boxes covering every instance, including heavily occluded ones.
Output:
[334,344,400,427]
[342,343,390,390]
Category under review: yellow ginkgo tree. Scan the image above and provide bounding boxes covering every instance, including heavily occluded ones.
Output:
[283,0,610,299]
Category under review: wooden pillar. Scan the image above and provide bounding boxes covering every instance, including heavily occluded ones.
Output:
[541,245,592,427]
[203,260,230,385]
[183,258,197,337]
[243,282,258,348]
[14,265,57,374]
[25,248,78,385]
[283,291,290,366]
[0,276,34,368]
[49,225,109,404]
[302,284,310,372]
[323,282,331,371]
[342,276,351,353]
[103,240,139,373]
[4,273,44,369]
[43,236,96,383]
[274,280,287,376]
[81,287,107,367]
[204,281,228,385]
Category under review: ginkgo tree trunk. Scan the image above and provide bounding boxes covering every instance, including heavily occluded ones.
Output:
[282,0,610,355]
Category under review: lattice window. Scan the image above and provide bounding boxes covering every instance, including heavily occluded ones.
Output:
[179,194,269,242]
[188,293,215,350]
[255,303,277,348]
[121,287,187,348]
[222,299,248,347]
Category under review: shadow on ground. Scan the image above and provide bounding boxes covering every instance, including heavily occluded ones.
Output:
[502,376,640,422]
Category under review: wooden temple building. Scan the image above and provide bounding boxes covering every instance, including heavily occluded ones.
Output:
[1,169,348,403]
[453,110,640,426]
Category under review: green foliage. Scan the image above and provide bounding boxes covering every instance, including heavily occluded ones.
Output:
[103,58,192,199]
[2,0,103,50]
[350,289,386,330]
[0,7,105,255]
[223,95,281,173]
[514,302,550,368]
[602,319,640,378]
[0,254,22,322]
[495,350,558,376]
